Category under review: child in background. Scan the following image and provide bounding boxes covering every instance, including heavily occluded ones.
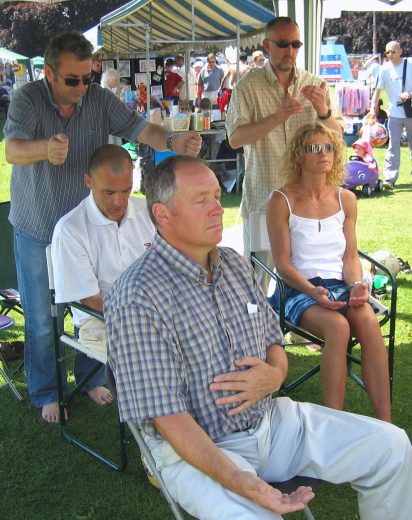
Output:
[352,138,379,174]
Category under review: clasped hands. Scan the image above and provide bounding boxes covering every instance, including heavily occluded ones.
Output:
[209,356,282,416]
[310,282,369,311]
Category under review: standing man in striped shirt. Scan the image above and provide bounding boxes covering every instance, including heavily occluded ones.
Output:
[4,31,201,422]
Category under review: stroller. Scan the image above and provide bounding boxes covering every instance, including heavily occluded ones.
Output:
[344,119,384,197]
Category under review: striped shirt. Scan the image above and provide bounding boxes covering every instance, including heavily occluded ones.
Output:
[4,79,148,241]
[225,64,344,218]
[104,233,283,441]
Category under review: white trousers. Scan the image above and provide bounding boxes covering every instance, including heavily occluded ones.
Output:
[147,397,412,520]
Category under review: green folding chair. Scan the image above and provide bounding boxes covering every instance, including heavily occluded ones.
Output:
[46,245,129,471]
[0,201,23,317]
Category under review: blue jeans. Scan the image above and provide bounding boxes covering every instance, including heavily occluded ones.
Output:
[13,228,105,408]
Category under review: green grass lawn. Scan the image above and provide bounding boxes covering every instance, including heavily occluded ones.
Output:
[1,111,411,520]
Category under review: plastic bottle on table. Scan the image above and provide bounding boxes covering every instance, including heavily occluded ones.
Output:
[203,109,211,130]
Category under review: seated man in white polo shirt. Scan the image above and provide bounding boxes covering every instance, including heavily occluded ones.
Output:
[51,144,155,408]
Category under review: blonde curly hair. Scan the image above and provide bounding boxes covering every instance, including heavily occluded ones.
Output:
[283,122,345,186]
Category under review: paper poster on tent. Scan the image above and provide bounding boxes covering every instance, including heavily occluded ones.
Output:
[102,60,114,72]
[139,59,156,73]
[118,60,131,77]
[151,85,163,98]
[135,73,148,85]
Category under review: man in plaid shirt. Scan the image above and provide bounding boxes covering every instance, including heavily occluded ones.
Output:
[105,156,412,520]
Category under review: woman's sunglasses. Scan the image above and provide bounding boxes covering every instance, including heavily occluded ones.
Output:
[266,39,303,49]
[304,144,335,154]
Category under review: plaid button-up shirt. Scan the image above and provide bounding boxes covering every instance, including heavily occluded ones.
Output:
[225,64,344,218]
[105,233,283,441]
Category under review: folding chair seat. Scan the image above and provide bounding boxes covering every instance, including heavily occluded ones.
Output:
[0,201,24,318]
[249,213,396,399]
[45,245,129,471]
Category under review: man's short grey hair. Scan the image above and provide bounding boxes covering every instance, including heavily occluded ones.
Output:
[45,31,94,72]
[88,144,132,178]
[145,155,207,227]
[265,17,299,37]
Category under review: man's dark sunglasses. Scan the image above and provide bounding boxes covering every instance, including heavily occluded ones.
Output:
[56,71,92,87]
[267,38,303,49]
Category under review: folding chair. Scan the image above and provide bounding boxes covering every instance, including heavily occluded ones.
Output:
[45,245,129,471]
[105,366,186,520]
[0,314,23,400]
[249,213,396,399]
[0,201,23,318]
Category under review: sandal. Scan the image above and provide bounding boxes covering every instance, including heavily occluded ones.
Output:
[0,341,24,361]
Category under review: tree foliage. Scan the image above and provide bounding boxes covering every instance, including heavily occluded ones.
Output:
[323,11,412,56]
[0,0,126,57]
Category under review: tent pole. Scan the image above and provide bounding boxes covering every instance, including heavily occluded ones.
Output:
[145,22,151,122]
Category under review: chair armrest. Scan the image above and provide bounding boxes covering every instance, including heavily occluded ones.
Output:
[358,250,397,324]
[67,301,104,321]
[250,252,288,332]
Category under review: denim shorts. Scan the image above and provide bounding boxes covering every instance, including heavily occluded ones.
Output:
[268,277,350,326]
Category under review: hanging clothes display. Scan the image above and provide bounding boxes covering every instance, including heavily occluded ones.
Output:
[335,82,370,116]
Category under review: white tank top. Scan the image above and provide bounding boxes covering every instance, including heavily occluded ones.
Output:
[275,188,346,280]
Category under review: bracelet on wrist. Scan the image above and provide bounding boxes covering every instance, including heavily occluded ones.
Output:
[348,281,362,289]
[318,108,332,120]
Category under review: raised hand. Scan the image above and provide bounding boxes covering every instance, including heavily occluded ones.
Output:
[276,93,303,123]
[301,82,328,116]
[48,133,69,165]
[172,131,202,156]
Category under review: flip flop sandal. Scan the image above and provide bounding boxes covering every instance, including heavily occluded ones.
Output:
[0,341,24,361]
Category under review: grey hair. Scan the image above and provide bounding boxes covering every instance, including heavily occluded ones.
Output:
[88,144,132,178]
[45,31,93,72]
[265,17,299,37]
[144,155,207,227]
[101,68,120,89]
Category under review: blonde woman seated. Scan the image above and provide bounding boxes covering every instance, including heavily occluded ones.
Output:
[267,122,391,422]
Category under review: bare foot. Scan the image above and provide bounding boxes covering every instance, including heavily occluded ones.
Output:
[87,386,113,406]
[42,402,68,423]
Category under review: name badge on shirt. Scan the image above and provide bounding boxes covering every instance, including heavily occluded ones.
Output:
[247,302,258,315]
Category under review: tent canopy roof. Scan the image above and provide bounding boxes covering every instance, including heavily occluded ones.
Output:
[99,0,275,55]
[0,47,29,62]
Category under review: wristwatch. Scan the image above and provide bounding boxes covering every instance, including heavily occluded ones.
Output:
[349,281,362,289]
[166,133,175,151]
[318,108,332,120]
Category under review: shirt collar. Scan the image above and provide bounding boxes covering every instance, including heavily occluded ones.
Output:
[43,77,84,113]
[264,62,298,86]
[86,192,132,226]
[152,232,222,285]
